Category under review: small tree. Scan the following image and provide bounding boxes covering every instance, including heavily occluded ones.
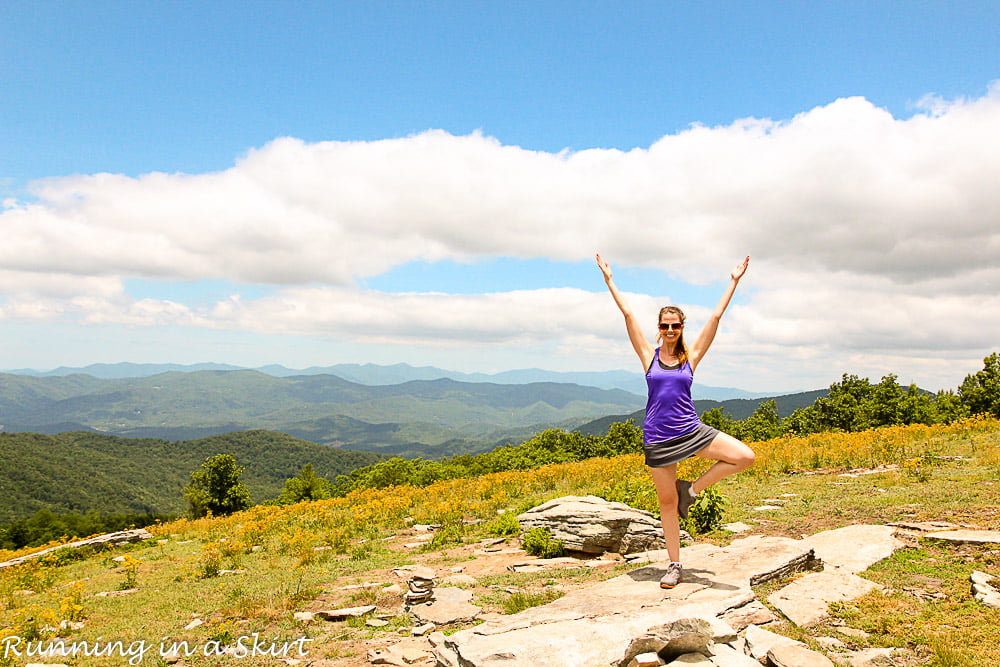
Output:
[700,407,735,433]
[959,352,1000,418]
[183,454,252,518]
[734,399,782,442]
[276,464,332,504]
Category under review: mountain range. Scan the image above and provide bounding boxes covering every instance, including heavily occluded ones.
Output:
[2,361,782,400]
[0,370,646,457]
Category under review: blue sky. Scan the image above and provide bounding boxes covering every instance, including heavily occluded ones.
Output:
[1,1,999,392]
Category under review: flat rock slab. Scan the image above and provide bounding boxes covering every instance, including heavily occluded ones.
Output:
[832,647,896,666]
[744,624,805,663]
[409,587,482,625]
[768,643,836,666]
[436,536,816,667]
[925,529,1000,544]
[768,571,882,626]
[804,524,905,574]
[507,557,585,573]
[888,520,961,532]
[316,605,376,621]
[721,522,753,533]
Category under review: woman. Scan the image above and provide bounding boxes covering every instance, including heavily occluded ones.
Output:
[596,253,755,589]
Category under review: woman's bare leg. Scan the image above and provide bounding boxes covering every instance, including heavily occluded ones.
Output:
[690,431,756,494]
[647,464,683,562]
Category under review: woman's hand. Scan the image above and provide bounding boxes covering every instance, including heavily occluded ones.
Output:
[596,253,613,281]
[731,255,750,282]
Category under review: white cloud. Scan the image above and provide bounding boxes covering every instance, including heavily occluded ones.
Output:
[2,86,999,390]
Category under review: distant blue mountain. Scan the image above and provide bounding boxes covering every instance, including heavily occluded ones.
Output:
[3,361,781,401]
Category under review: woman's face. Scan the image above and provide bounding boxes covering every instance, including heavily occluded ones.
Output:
[658,312,683,344]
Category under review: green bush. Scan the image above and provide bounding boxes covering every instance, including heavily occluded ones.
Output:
[521,527,565,558]
[681,487,726,535]
[486,511,521,537]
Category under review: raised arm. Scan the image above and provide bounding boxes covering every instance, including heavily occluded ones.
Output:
[596,253,655,371]
[688,255,749,372]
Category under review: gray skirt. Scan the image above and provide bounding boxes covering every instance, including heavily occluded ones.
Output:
[644,423,720,468]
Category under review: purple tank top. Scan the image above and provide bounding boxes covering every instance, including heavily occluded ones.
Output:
[643,349,701,444]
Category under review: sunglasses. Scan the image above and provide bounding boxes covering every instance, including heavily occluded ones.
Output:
[658,322,684,331]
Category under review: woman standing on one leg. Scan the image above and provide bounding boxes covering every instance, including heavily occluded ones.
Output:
[596,253,756,589]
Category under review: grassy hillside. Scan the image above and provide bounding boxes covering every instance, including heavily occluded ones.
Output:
[1,417,997,665]
[0,430,384,523]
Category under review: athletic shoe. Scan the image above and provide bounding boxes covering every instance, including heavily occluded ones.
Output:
[676,479,697,519]
[660,561,682,589]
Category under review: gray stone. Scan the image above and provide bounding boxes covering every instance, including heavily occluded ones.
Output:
[93,588,138,597]
[367,646,434,666]
[768,571,882,626]
[616,618,715,665]
[315,605,376,621]
[767,643,835,666]
[670,654,714,665]
[517,495,667,554]
[392,565,437,580]
[804,524,905,574]
[925,529,1000,544]
[408,587,482,625]
[836,647,896,666]
[629,653,663,666]
[813,636,847,649]
[412,622,435,636]
[971,570,995,586]
[971,570,1000,609]
[743,625,805,663]
[0,528,154,569]
[707,643,762,666]
[720,522,753,533]
[887,520,960,532]
[507,556,583,573]
[720,599,778,632]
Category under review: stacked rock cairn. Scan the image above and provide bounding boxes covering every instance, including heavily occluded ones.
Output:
[404,571,436,605]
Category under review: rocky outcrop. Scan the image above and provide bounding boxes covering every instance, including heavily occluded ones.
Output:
[516,495,686,554]
[432,524,912,666]
[434,535,817,666]
[0,528,154,569]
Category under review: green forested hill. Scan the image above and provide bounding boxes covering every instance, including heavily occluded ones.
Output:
[0,371,644,455]
[0,430,384,523]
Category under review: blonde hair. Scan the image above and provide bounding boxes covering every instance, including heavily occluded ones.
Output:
[657,306,689,365]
